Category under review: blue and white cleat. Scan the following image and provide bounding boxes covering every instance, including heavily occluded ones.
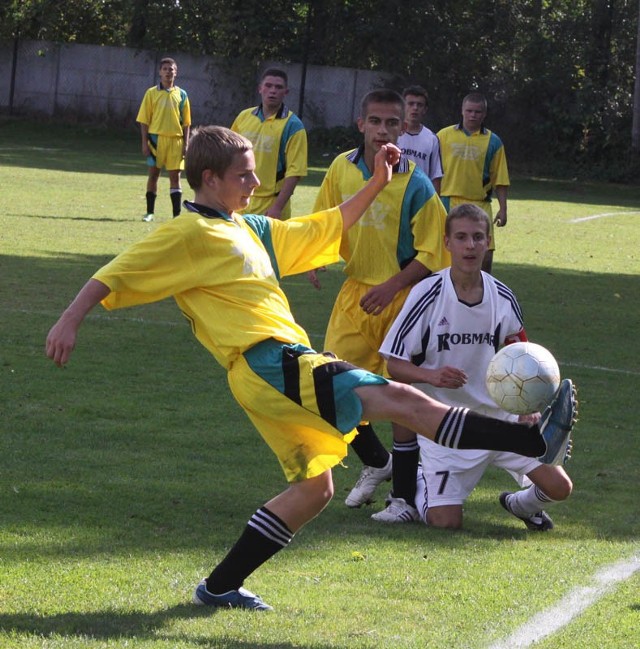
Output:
[537,379,578,465]
[192,579,273,611]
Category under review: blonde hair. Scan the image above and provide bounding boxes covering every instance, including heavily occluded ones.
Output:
[185,126,252,190]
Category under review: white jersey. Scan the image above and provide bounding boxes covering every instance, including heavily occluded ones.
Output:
[398,126,443,181]
[380,267,526,463]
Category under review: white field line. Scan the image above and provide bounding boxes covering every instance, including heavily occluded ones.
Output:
[488,553,640,649]
[569,210,640,223]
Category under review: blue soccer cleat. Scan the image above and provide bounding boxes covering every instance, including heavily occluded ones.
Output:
[537,379,578,465]
[192,579,273,611]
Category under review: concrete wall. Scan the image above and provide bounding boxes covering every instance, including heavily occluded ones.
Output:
[0,39,392,130]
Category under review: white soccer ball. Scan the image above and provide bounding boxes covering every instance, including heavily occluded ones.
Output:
[485,342,561,415]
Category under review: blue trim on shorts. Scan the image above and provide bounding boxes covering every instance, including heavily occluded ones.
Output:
[146,133,158,167]
[244,339,387,433]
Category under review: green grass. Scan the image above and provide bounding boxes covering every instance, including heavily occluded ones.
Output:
[1,117,639,648]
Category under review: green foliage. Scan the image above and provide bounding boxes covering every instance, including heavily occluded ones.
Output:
[2,0,638,180]
[307,124,362,158]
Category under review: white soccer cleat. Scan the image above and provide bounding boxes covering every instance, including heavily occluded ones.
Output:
[371,497,420,523]
[344,456,392,507]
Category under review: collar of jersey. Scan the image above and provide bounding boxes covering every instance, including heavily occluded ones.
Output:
[156,83,177,92]
[455,122,488,136]
[346,144,407,177]
[252,103,289,120]
[184,201,234,221]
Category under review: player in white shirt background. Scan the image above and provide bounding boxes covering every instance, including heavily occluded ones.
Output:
[397,85,443,194]
[375,203,574,530]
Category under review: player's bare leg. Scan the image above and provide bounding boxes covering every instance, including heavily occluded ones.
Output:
[194,471,334,611]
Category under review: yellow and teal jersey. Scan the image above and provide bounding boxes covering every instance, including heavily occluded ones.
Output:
[93,201,342,369]
[136,84,191,136]
[437,124,509,202]
[231,103,307,200]
[314,146,450,285]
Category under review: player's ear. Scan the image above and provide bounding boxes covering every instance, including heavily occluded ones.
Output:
[202,169,218,188]
[357,117,365,133]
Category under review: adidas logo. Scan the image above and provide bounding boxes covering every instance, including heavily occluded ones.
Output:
[438,317,449,326]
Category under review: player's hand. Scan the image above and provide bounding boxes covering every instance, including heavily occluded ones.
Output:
[372,143,401,186]
[142,143,150,157]
[428,366,467,389]
[494,209,507,227]
[264,204,283,220]
[45,319,78,368]
[307,267,326,290]
[359,281,398,315]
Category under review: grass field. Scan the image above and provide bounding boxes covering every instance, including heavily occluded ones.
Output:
[1,118,639,649]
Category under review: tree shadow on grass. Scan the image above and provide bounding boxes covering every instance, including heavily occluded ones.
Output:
[0,606,327,648]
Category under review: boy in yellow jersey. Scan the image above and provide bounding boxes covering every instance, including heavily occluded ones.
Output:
[437,92,509,273]
[311,89,450,509]
[231,68,307,219]
[136,57,191,221]
[46,126,576,611]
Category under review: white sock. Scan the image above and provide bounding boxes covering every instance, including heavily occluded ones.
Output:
[508,485,555,518]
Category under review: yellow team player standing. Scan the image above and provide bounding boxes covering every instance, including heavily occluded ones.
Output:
[136,57,191,222]
[231,68,307,219]
[437,92,509,273]
[311,89,451,508]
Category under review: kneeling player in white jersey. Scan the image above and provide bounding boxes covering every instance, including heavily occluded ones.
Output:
[375,203,573,529]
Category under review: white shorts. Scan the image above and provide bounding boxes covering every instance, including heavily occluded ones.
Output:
[414,441,541,522]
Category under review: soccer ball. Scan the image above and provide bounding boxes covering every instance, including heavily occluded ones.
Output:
[485,342,561,415]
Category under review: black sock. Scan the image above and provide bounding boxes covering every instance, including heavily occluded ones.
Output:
[206,506,293,593]
[350,424,390,468]
[146,191,156,215]
[170,189,182,217]
[391,439,419,507]
[434,408,545,457]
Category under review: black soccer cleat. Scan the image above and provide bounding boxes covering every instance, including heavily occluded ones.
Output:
[499,491,554,532]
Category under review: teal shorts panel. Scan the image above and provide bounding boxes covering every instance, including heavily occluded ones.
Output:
[243,339,387,434]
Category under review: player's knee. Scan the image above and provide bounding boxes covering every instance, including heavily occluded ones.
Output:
[426,508,462,529]
[548,474,573,501]
[305,472,335,511]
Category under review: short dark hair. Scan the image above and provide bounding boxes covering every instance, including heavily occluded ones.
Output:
[260,68,288,86]
[360,89,405,118]
[159,57,177,69]
[185,126,253,190]
[445,203,491,236]
[402,85,429,107]
[462,92,487,109]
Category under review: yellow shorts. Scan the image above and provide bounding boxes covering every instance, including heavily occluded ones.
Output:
[324,278,412,375]
[242,194,291,220]
[147,134,185,171]
[228,339,387,483]
[444,197,496,251]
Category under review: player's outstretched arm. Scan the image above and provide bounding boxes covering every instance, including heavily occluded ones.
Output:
[339,143,400,231]
[46,278,111,367]
[387,356,467,389]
